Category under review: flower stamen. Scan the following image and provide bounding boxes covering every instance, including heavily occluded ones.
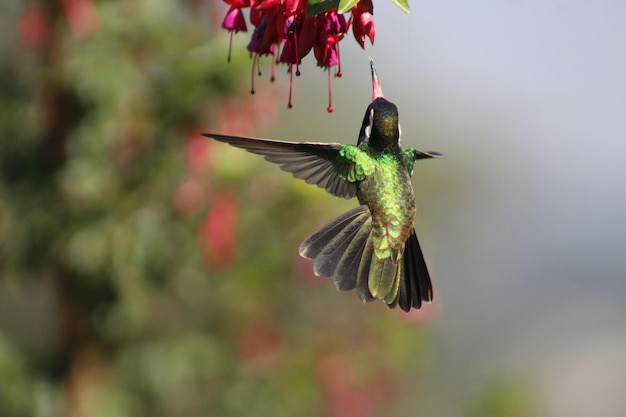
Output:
[327,67,333,113]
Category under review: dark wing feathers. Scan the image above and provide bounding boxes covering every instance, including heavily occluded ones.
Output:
[204,133,357,199]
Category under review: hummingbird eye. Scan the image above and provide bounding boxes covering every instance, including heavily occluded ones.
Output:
[365,108,374,140]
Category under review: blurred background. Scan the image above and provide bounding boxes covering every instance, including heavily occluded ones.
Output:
[1,1,626,416]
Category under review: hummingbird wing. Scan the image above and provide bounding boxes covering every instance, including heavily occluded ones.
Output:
[404,148,444,176]
[204,134,359,199]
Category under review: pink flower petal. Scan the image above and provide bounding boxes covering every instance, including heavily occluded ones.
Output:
[222,7,247,32]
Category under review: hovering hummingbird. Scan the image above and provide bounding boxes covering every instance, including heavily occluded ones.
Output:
[204,60,442,312]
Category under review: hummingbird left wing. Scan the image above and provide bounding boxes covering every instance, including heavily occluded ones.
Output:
[204,133,362,199]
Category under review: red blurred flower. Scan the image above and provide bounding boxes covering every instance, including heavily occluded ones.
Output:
[239,319,283,364]
[18,3,48,49]
[186,131,214,177]
[217,94,278,137]
[352,0,375,49]
[199,190,239,266]
[61,0,99,38]
[174,177,207,217]
[316,353,377,417]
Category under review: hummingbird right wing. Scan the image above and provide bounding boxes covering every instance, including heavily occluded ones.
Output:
[205,133,363,199]
[404,148,444,176]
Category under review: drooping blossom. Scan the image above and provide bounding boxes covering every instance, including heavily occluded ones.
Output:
[247,14,278,94]
[221,0,250,62]
[313,11,349,112]
[222,7,247,32]
[313,11,347,70]
[219,0,378,111]
[352,0,375,49]
[278,13,313,108]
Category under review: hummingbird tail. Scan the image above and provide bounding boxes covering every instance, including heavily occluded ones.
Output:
[299,207,433,311]
[299,205,375,302]
[397,230,433,311]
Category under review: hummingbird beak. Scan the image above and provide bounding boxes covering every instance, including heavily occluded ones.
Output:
[369,57,385,100]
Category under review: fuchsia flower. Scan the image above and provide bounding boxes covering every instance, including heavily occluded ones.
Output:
[222,0,250,62]
[278,13,316,108]
[313,10,349,112]
[351,0,375,49]
[313,11,347,69]
[220,0,376,111]
[247,15,278,94]
[222,7,247,32]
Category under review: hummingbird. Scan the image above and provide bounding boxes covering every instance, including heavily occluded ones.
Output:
[204,60,442,312]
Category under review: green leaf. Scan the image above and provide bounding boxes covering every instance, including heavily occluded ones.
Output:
[390,0,410,14]
[338,0,360,14]
[306,0,340,18]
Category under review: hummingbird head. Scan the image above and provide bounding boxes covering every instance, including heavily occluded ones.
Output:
[358,59,401,152]
[358,97,401,152]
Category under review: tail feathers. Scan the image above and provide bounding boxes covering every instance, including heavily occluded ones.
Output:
[369,254,402,304]
[299,206,369,259]
[313,212,369,277]
[356,233,376,303]
[396,230,433,312]
[299,207,433,311]
[300,205,375,302]
[333,221,371,291]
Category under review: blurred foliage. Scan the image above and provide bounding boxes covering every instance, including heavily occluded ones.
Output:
[0,1,539,417]
[0,1,433,416]
[466,376,539,417]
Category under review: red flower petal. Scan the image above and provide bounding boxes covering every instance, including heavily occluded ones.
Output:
[222,7,248,32]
